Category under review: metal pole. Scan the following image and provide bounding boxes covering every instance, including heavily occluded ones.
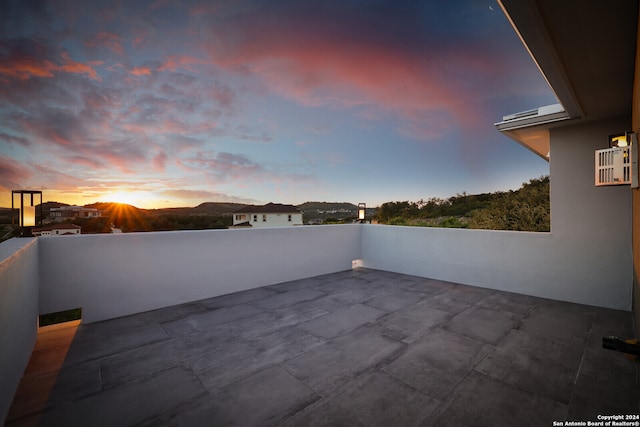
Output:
[20,193,24,228]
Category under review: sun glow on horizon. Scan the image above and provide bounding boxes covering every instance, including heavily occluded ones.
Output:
[101,191,158,208]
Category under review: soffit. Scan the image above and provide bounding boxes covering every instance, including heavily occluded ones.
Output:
[497,0,638,158]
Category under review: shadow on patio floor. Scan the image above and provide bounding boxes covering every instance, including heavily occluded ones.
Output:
[6,268,640,426]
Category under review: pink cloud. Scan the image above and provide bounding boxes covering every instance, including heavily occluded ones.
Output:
[131,66,152,76]
[64,155,103,168]
[87,139,148,174]
[152,151,167,171]
[253,47,489,139]
[0,132,30,147]
[160,189,258,204]
[158,55,209,72]
[177,150,314,189]
[18,107,150,175]
[0,155,32,191]
[132,28,151,47]
[178,151,263,181]
[31,164,93,191]
[0,56,56,81]
[85,32,124,55]
[0,43,99,82]
[202,10,522,141]
[120,118,191,135]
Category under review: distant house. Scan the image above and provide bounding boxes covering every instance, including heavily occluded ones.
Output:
[231,203,303,228]
[50,206,101,222]
[32,223,81,237]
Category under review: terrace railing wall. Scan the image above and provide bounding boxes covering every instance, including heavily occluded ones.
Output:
[0,186,633,423]
[0,238,39,424]
[362,224,631,311]
[38,225,362,323]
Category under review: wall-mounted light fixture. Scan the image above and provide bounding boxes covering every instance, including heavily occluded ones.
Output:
[609,132,630,147]
[358,203,366,223]
[12,190,43,237]
[596,132,636,186]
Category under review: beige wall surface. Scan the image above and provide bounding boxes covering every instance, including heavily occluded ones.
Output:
[632,6,640,337]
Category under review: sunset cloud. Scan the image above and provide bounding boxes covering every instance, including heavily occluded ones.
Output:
[160,189,258,204]
[130,66,152,76]
[0,155,32,191]
[200,1,543,141]
[179,151,264,181]
[152,151,168,172]
[0,132,29,147]
[0,39,99,82]
[0,0,554,209]
[159,55,209,72]
[85,32,125,55]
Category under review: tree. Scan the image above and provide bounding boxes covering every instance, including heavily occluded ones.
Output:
[375,176,550,232]
[468,176,549,231]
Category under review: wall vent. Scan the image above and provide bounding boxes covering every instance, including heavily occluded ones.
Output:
[595,146,631,186]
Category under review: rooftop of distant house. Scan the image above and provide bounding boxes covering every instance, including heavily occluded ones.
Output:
[233,203,301,214]
[32,224,82,232]
[50,206,99,211]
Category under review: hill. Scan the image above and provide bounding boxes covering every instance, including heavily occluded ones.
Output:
[153,202,246,216]
[0,200,374,231]
[77,202,233,232]
[297,202,361,223]
[298,202,358,212]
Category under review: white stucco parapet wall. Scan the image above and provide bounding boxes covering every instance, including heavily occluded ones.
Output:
[362,117,633,311]
[0,238,39,425]
[0,164,633,422]
[363,116,633,311]
[39,225,362,323]
[361,224,630,311]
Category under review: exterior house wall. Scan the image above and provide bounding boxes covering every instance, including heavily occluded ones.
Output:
[364,116,633,310]
[235,212,303,227]
[633,189,640,334]
[233,214,249,225]
[0,238,39,425]
[631,6,640,337]
[38,225,361,323]
[53,229,80,235]
[548,117,632,307]
[549,118,632,239]
[34,228,81,237]
[50,207,100,222]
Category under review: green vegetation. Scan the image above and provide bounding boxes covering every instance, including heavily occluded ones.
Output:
[0,182,549,238]
[71,203,232,233]
[299,202,359,224]
[375,176,550,232]
[0,224,20,242]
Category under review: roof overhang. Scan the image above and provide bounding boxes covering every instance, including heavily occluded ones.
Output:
[494,103,571,160]
[496,0,638,160]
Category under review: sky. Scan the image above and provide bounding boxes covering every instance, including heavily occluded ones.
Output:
[0,0,557,209]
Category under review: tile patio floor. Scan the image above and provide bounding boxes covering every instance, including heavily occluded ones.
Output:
[5,268,640,426]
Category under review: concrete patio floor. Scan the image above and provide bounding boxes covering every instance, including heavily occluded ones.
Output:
[5,268,640,426]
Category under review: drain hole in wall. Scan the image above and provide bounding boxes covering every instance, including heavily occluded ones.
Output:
[39,308,82,327]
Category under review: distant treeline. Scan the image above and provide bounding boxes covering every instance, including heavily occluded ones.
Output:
[375,176,550,232]
[70,204,232,233]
